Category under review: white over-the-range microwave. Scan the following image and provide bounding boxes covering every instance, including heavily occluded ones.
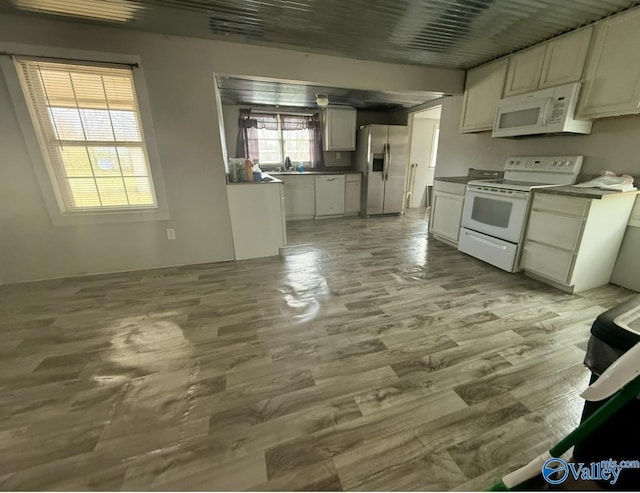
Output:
[492,82,593,138]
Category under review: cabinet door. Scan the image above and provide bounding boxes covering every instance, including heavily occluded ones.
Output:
[324,108,357,151]
[521,241,575,284]
[577,9,640,119]
[460,58,508,132]
[430,191,464,242]
[539,27,592,89]
[292,178,316,217]
[282,180,294,218]
[526,211,584,251]
[345,178,361,213]
[504,45,547,97]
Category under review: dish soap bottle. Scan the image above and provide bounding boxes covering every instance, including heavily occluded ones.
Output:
[252,162,262,182]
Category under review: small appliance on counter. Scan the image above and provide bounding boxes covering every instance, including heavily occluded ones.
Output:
[457,155,583,272]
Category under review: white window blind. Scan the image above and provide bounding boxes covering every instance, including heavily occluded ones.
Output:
[14,58,157,212]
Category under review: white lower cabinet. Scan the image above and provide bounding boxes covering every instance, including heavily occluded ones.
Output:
[279,173,362,220]
[227,183,286,260]
[280,175,315,220]
[520,191,637,293]
[429,180,467,245]
[345,174,362,214]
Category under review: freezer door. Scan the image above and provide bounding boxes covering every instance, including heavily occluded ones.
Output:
[383,125,408,214]
[365,125,389,215]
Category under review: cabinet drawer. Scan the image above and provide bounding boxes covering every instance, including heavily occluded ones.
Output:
[345,173,361,183]
[433,180,467,196]
[526,211,584,251]
[521,241,575,284]
[532,193,589,217]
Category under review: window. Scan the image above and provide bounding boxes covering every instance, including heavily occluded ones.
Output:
[14,58,157,212]
[255,113,312,166]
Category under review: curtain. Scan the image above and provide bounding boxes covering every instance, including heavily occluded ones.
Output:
[236,110,279,161]
[236,110,323,167]
[280,113,323,168]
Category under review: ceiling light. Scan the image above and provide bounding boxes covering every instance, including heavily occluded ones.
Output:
[10,0,143,22]
[316,94,329,107]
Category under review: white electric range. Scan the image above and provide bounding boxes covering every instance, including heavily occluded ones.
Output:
[457,155,583,272]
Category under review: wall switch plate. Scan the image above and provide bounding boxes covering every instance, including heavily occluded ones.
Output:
[336,152,341,159]
[166,228,176,240]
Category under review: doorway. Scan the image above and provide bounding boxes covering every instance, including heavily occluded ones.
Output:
[405,106,441,212]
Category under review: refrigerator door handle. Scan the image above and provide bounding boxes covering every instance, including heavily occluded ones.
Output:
[384,143,390,181]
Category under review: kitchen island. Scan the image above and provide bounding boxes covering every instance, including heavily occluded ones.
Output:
[226,174,286,260]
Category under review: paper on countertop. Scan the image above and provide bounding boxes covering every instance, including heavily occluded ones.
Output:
[574,171,637,192]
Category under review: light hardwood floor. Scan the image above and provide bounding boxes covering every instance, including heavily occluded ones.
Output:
[0,211,632,491]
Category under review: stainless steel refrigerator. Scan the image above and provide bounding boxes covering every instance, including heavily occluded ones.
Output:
[355,124,409,216]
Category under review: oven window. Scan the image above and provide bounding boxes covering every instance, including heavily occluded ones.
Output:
[471,197,513,228]
[498,107,540,129]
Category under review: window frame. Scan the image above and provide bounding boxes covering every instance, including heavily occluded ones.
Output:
[0,46,169,225]
[255,113,312,167]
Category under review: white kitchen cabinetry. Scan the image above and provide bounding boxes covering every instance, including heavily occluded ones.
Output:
[315,175,345,216]
[280,175,315,220]
[520,192,637,293]
[459,58,508,133]
[227,183,286,260]
[429,180,466,245]
[504,28,592,97]
[323,107,357,151]
[539,27,592,89]
[504,45,547,97]
[577,9,640,119]
[345,174,362,214]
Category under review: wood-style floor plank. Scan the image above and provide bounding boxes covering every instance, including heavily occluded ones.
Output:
[0,209,633,490]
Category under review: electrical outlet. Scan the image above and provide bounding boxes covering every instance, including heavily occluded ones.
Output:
[336,152,341,160]
[166,228,176,240]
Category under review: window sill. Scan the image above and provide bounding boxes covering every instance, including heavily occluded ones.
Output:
[51,208,170,226]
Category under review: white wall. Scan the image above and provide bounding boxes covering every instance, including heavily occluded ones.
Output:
[0,13,463,283]
[435,95,640,178]
[408,118,439,208]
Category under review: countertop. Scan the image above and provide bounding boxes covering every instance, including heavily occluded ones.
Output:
[270,170,362,176]
[533,185,640,200]
[227,173,283,185]
[434,176,472,184]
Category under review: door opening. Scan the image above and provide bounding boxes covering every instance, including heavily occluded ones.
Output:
[405,106,441,214]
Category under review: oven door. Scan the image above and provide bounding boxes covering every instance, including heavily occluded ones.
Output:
[461,186,530,243]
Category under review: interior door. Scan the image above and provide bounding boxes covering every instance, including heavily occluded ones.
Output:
[366,125,388,215]
[383,125,408,214]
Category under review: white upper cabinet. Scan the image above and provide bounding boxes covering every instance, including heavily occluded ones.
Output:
[459,58,508,133]
[504,45,546,97]
[540,27,592,89]
[323,107,357,151]
[504,28,592,97]
[577,9,640,119]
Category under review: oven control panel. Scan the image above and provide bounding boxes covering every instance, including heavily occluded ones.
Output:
[504,156,583,173]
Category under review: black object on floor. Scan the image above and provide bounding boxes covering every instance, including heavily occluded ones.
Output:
[574,294,640,490]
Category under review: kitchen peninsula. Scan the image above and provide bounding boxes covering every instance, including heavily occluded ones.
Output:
[226,174,287,260]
